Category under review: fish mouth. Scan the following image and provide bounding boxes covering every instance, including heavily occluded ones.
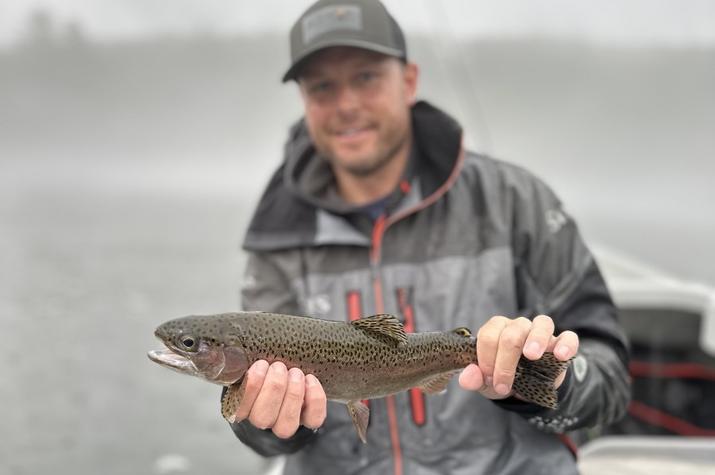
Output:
[147,347,199,376]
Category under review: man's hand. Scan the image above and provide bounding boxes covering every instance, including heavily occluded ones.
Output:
[458,315,578,400]
[234,360,327,439]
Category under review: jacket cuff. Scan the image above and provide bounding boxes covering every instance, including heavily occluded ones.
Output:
[229,420,319,457]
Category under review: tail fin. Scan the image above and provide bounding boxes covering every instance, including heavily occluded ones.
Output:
[513,352,572,409]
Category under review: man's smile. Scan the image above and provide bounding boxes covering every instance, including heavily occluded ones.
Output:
[332,126,376,146]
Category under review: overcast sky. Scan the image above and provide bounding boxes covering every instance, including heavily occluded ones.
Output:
[1,0,715,47]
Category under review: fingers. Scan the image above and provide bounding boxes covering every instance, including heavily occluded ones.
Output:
[458,363,485,391]
[476,316,509,384]
[234,360,327,439]
[235,359,270,422]
[523,314,555,360]
[271,368,306,439]
[473,315,577,399]
[301,374,327,429]
[491,317,531,395]
[550,330,579,361]
[248,361,290,430]
[548,331,579,389]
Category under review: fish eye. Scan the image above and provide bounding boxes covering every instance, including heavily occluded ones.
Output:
[179,336,196,350]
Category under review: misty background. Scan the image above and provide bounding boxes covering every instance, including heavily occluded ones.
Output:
[2,1,714,474]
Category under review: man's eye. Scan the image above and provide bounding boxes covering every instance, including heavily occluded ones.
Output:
[309,81,332,94]
[356,71,376,83]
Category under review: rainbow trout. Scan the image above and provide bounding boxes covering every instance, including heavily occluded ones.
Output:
[148,312,569,442]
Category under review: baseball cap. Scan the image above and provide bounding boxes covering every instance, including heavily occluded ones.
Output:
[283,0,407,82]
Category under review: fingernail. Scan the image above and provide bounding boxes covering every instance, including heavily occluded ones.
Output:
[526,341,541,356]
[461,364,476,378]
[253,360,268,376]
[272,362,287,374]
[289,368,303,383]
[556,346,570,359]
[485,376,493,387]
[495,384,510,395]
[306,374,317,387]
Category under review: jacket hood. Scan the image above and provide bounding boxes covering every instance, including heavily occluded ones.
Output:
[243,100,462,251]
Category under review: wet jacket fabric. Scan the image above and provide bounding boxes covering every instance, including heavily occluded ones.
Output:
[229,101,630,475]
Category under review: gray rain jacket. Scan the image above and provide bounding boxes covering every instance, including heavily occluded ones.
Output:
[229,101,630,475]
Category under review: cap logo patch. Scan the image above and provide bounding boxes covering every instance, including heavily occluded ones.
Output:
[302,5,362,44]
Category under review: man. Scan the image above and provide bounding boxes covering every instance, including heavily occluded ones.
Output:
[228,0,630,473]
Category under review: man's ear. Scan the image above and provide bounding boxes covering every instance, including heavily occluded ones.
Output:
[403,62,419,105]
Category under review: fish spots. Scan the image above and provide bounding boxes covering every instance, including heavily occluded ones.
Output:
[510,354,571,409]
[156,312,560,413]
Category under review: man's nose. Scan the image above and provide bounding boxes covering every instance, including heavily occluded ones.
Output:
[334,83,360,115]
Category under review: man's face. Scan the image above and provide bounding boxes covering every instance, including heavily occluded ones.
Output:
[297,47,418,177]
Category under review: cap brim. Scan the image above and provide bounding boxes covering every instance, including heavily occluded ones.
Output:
[282,39,405,83]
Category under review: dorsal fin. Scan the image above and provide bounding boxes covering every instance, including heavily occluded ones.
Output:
[351,314,407,346]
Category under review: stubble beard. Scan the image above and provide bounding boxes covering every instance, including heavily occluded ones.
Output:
[325,131,409,178]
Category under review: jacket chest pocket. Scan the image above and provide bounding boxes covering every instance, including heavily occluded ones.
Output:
[295,267,376,321]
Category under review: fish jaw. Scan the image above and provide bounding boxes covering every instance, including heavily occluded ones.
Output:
[147,348,202,378]
[148,341,249,386]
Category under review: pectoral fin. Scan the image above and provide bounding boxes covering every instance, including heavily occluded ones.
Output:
[221,377,247,423]
[346,400,370,443]
[418,370,458,394]
[351,314,407,346]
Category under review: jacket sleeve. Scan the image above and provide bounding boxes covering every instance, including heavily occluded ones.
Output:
[226,250,319,456]
[494,168,631,433]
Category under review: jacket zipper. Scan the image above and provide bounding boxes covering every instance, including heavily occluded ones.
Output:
[370,213,403,475]
[369,145,466,475]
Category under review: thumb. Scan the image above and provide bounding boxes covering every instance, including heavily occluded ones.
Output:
[459,364,485,391]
